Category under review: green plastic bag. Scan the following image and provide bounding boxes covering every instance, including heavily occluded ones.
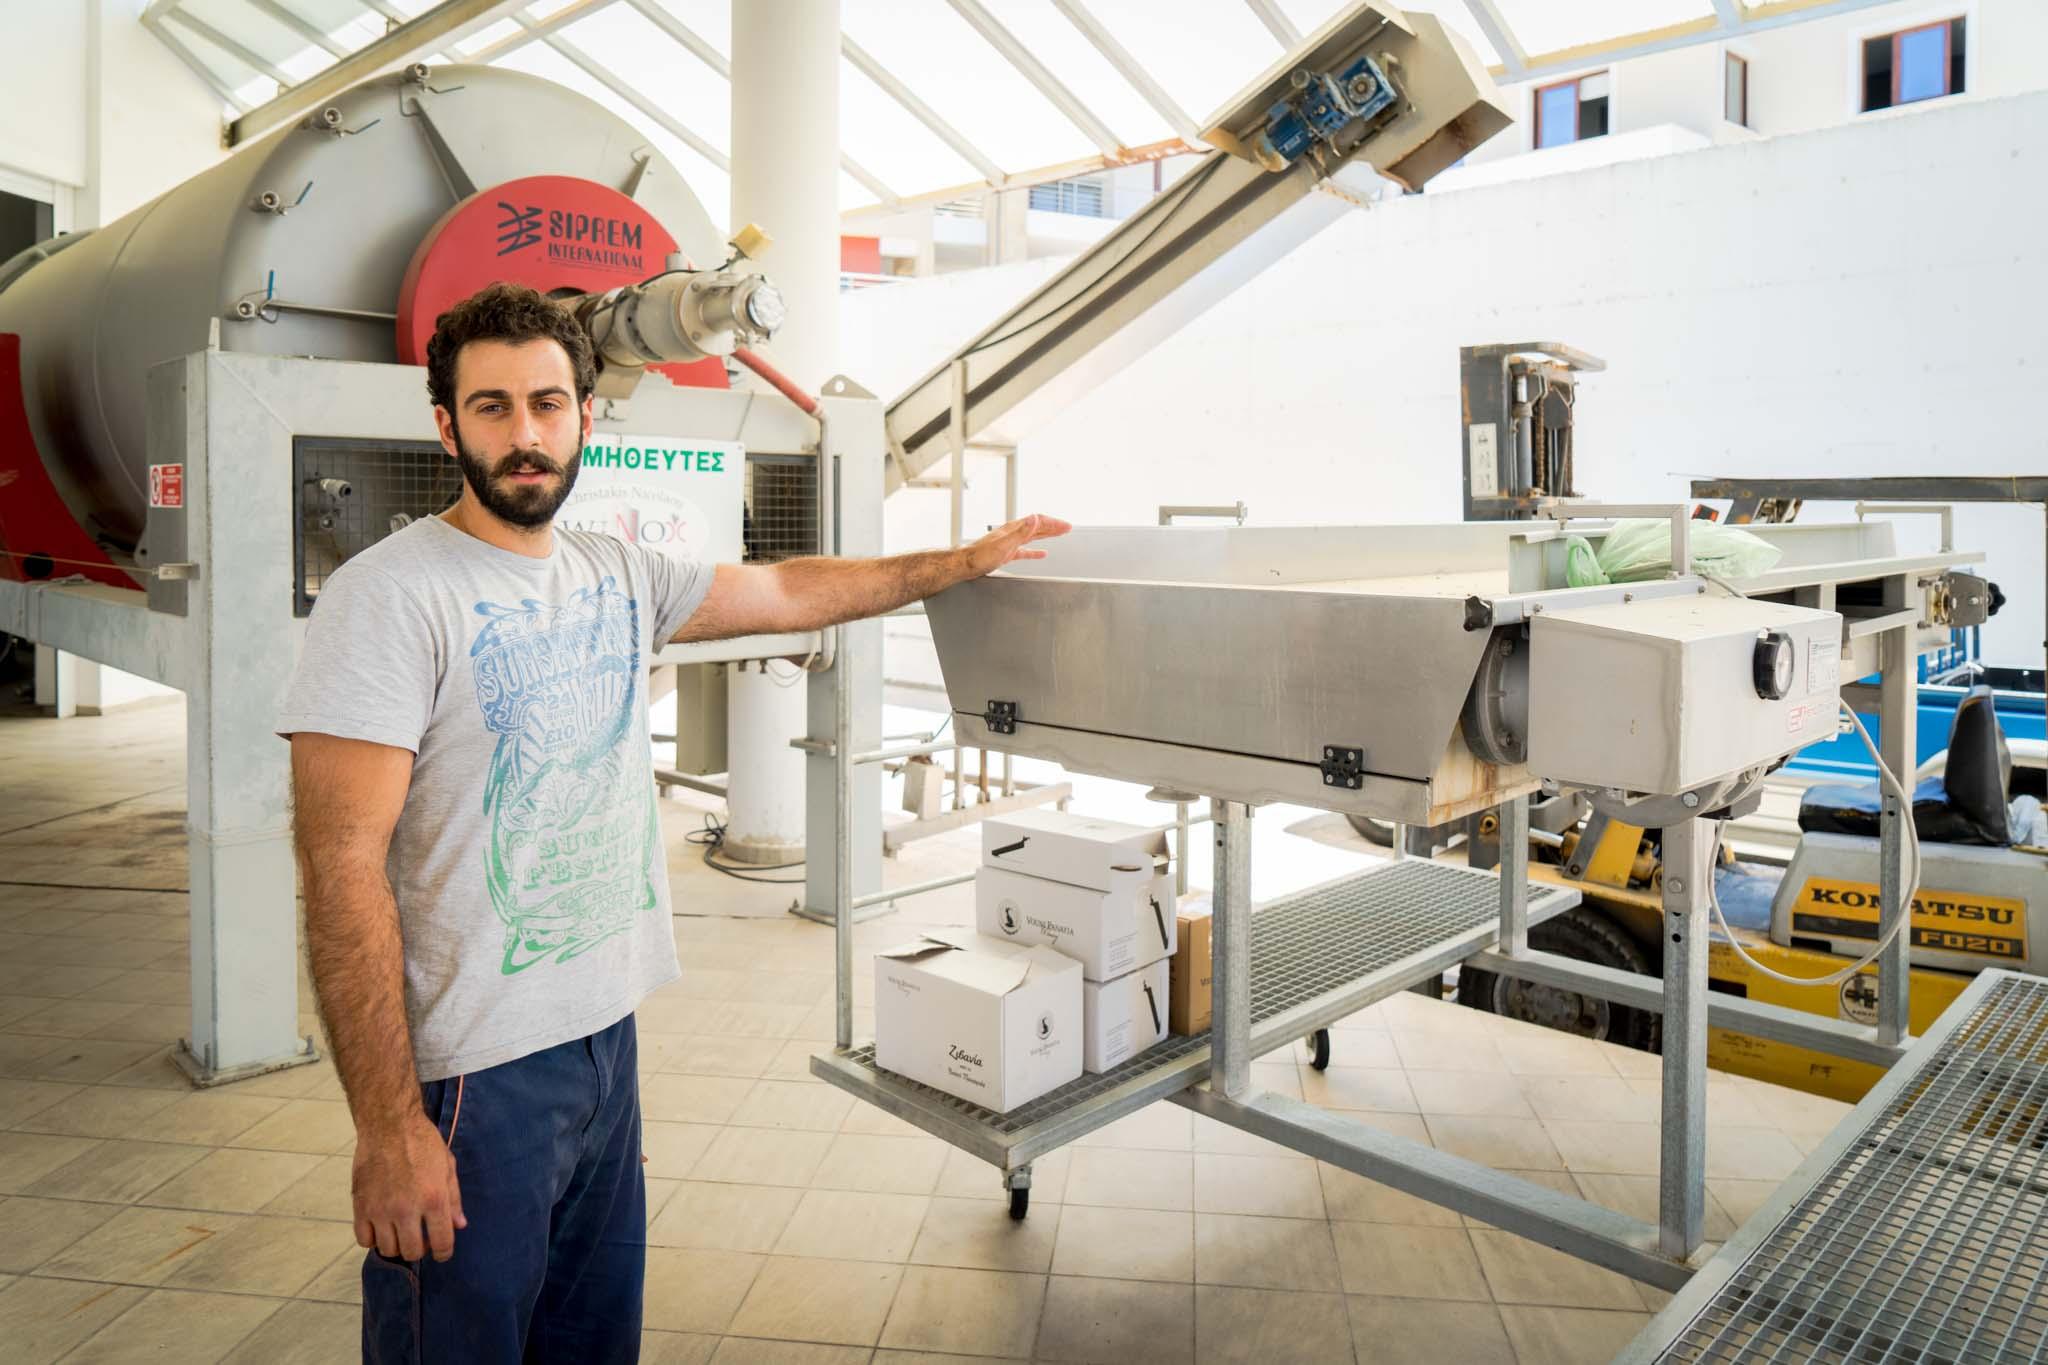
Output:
[1563,519,1783,588]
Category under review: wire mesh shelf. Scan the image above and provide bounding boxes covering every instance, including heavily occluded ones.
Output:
[814,858,1576,1167]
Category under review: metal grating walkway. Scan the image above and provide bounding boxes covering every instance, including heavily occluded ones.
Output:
[814,859,1575,1166]
[1648,972,2048,1363]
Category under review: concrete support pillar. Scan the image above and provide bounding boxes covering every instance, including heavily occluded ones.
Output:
[723,0,845,864]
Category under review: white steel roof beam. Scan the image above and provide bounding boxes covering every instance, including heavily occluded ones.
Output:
[245,0,352,59]
[513,13,728,170]
[465,0,619,65]
[230,0,532,142]
[142,12,255,113]
[612,3,899,204]
[1462,0,1527,77]
[622,0,729,77]
[350,0,464,64]
[945,0,1123,157]
[1049,0,1200,143]
[1242,0,1300,47]
[842,35,1006,187]
[165,8,299,89]
[1711,0,1744,27]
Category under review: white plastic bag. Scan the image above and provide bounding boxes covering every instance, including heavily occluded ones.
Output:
[1564,519,1783,587]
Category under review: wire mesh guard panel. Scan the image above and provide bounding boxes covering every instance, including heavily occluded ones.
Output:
[845,861,1544,1139]
[1661,975,2048,1363]
[745,455,819,563]
[293,437,459,616]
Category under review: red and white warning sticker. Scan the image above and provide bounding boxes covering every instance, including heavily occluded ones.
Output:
[148,463,184,509]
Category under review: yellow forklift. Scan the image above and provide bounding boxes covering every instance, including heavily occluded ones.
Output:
[1448,689,2046,1102]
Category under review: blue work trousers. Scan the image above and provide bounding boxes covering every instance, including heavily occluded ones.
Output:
[362,1014,645,1363]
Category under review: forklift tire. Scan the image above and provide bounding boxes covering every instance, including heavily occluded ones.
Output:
[1344,815,1396,846]
[1457,907,1661,1052]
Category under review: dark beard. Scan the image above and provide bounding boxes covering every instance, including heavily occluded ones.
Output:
[452,423,582,529]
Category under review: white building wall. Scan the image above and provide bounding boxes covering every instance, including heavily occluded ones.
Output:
[0,4,89,190]
[0,3,223,230]
[859,86,2048,681]
[1460,0,2043,171]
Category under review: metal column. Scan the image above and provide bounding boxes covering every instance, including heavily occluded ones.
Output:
[1876,625,1918,1047]
[1210,800,1254,1099]
[724,0,841,864]
[1658,817,1713,1257]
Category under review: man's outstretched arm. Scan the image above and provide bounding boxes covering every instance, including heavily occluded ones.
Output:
[673,512,1070,644]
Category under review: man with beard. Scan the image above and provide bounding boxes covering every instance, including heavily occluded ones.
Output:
[277,282,1067,1361]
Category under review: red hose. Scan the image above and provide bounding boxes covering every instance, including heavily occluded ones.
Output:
[733,347,820,417]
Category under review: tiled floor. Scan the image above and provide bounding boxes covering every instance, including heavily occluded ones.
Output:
[0,697,1854,1363]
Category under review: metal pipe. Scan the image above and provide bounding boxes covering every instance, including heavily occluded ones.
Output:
[789,736,960,766]
[1877,625,1916,1046]
[834,621,853,1049]
[852,869,975,911]
[734,345,821,417]
[1855,500,1954,554]
[1158,502,1248,526]
[653,766,727,798]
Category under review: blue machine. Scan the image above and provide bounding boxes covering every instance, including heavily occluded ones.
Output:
[1254,55,1399,167]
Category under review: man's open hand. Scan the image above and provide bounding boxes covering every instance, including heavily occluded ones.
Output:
[964,514,1073,577]
[353,1111,466,1263]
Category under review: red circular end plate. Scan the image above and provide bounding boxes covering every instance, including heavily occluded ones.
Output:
[395,174,727,391]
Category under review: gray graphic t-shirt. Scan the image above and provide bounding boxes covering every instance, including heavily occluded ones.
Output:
[278,515,713,1080]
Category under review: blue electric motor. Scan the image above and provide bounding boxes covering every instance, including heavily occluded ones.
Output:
[1255,55,1399,167]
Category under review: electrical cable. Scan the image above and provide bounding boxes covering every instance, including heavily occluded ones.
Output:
[1706,699,1923,988]
[684,812,805,884]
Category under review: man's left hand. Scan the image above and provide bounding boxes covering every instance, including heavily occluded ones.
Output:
[964,514,1073,577]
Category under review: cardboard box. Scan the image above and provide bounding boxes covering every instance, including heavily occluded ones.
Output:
[976,864,1175,982]
[1169,906,1214,1035]
[981,808,1170,892]
[872,930,1082,1113]
[1084,958,1171,1072]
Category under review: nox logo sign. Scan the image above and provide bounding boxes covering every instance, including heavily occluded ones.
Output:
[497,202,543,255]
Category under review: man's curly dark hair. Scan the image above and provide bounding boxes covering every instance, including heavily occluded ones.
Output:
[424,282,597,413]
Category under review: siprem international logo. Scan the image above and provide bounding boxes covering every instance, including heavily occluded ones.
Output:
[495,200,648,270]
[497,202,543,255]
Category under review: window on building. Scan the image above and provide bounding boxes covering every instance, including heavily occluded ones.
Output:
[1725,53,1750,127]
[1027,176,1108,218]
[1863,18,1965,111]
[1534,72,1610,149]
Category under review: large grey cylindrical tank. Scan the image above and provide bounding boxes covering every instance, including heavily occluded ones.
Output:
[0,63,723,568]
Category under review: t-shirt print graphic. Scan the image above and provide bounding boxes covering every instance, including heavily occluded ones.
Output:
[470,576,658,975]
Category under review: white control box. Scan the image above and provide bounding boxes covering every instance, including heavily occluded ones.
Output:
[1527,595,1843,797]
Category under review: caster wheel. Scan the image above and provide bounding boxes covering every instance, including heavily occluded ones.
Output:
[1305,1028,1331,1071]
[1008,1187,1030,1220]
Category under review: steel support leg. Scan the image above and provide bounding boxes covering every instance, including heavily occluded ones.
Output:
[1877,627,1917,1047]
[1496,796,1530,956]
[1658,817,1712,1257]
[1211,800,1254,1100]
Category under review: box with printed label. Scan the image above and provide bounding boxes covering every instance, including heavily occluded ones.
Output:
[1169,905,1213,1035]
[1084,958,1171,1072]
[981,808,1170,892]
[872,931,1082,1113]
[976,864,1175,982]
